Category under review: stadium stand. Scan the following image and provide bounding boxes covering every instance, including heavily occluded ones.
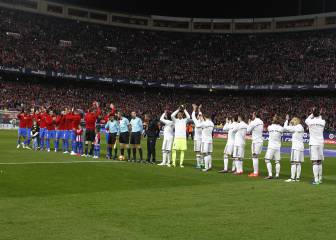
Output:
[1,7,336,85]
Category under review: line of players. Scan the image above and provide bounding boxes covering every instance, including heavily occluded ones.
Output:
[16,102,326,184]
[158,105,326,184]
[16,102,148,161]
[16,102,104,158]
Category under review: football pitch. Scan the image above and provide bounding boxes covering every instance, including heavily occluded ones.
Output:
[0,130,336,240]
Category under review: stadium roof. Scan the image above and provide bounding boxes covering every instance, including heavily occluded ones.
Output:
[50,0,336,18]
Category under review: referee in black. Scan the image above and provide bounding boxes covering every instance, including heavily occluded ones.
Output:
[144,113,160,164]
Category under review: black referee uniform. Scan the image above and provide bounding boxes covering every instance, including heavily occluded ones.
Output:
[146,117,160,163]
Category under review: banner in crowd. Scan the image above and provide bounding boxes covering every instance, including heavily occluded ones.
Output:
[1,65,336,91]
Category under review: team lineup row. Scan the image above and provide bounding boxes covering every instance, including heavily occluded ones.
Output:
[15,102,326,184]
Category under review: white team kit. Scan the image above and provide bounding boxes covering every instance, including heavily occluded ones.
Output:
[232,121,248,159]
[305,114,326,161]
[192,111,203,152]
[223,121,238,155]
[305,113,326,185]
[265,124,284,161]
[160,113,174,151]
[283,120,304,162]
[200,119,214,153]
[247,118,264,155]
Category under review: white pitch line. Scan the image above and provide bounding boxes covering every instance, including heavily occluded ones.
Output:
[0,158,294,165]
[0,160,126,165]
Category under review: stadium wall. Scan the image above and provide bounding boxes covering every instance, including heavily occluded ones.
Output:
[1,0,336,33]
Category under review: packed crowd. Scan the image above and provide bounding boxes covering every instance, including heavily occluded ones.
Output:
[1,78,335,131]
[1,8,336,85]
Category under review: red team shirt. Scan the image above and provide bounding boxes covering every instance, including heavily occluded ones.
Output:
[17,113,27,128]
[45,114,55,131]
[85,108,101,130]
[38,112,47,129]
[55,115,66,131]
[70,113,81,131]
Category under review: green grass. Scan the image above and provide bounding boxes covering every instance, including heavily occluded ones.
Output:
[0,130,336,240]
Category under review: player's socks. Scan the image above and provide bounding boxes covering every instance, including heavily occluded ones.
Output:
[127,148,131,160]
[313,164,319,183]
[180,151,185,166]
[84,143,89,155]
[46,139,50,150]
[89,144,94,156]
[204,155,209,169]
[252,158,258,174]
[291,163,296,180]
[40,137,44,149]
[208,155,212,169]
[120,148,125,156]
[72,141,76,153]
[96,146,100,157]
[172,150,177,166]
[266,161,272,177]
[167,151,171,165]
[224,155,228,171]
[108,147,112,158]
[162,151,167,164]
[296,163,301,179]
[275,161,280,178]
[114,148,118,159]
[55,140,59,151]
[318,164,323,182]
[238,160,243,173]
[132,148,137,161]
[196,154,202,167]
[138,148,143,161]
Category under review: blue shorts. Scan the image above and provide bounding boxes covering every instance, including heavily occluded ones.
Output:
[27,128,32,139]
[55,130,63,140]
[40,128,47,138]
[18,128,27,138]
[46,130,55,139]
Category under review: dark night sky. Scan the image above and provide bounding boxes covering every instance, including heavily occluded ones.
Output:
[51,0,336,18]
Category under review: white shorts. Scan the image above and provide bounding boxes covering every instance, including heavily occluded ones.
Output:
[233,146,245,159]
[201,142,213,153]
[290,149,304,162]
[251,142,263,155]
[194,140,202,152]
[162,137,173,151]
[309,145,324,161]
[224,143,234,155]
[265,148,281,161]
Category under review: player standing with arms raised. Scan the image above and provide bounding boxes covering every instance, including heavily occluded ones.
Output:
[305,108,326,185]
[158,110,174,166]
[247,112,264,177]
[191,104,203,168]
[84,101,101,157]
[219,116,238,173]
[283,115,305,182]
[171,105,190,168]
